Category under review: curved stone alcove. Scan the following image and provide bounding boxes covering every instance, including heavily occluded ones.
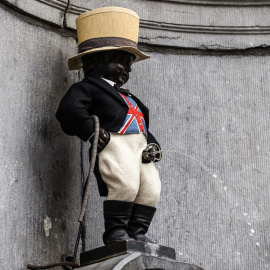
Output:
[4,0,270,49]
[2,1,270,270]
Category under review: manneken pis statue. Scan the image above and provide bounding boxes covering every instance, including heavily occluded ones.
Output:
[56,7,162,245]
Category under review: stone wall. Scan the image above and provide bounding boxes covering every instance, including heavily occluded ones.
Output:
[1,1,270,269]
[0,3,81,269]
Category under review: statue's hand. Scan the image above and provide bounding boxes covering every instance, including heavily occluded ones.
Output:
[97,128,110,153]
[142,143,162,163]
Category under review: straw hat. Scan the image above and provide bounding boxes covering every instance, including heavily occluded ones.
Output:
[68,7,150,70]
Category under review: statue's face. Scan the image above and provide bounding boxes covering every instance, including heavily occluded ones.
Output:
[103,51,134,87]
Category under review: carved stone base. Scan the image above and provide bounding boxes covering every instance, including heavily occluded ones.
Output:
[79,240,203,269]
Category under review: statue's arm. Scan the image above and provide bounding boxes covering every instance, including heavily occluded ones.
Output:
[144,131,162,162]
[55,83,95,141]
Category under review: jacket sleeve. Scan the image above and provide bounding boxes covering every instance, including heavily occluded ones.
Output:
[147,131,162,162]
[55,83,95,141]
[147,131,160,147]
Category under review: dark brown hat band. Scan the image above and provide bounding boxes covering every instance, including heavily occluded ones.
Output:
[78,37,138,53]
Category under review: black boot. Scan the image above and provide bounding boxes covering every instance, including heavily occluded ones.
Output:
[128,203,156,243]
[103,200,134,245]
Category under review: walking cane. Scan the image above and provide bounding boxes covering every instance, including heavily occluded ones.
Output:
[73,115,100,263]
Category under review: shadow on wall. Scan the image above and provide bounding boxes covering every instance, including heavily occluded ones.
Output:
[26,47,81,258]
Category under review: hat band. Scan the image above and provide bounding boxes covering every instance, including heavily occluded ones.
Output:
[78,37,138,53]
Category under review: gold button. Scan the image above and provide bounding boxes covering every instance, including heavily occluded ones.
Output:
[131,106,133,108]
[136,115,138,117]
[139,123,142,125]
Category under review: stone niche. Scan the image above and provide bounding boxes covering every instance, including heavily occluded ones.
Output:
[2,1,270,270]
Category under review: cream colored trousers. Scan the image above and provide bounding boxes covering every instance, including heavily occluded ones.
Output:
[98,132,161,207]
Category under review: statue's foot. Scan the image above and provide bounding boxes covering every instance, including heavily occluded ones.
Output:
[105,230,134,245]
[103,200,134,245]
[128,203,157,244]
[134,234,155,244]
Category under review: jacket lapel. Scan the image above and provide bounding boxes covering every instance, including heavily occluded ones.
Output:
[86,77,149,126]
[86,77,127,106]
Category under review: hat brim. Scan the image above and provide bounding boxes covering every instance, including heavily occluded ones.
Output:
[68,46,150,70]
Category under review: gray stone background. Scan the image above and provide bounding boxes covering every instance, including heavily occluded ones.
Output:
[1,0,270,269]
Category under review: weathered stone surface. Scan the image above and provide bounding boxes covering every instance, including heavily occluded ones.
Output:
[80,253,203,270]
[124,53,270,270]
[4,0,270,49]
[2,0,67,26]
[0,5,80,270]
[66,0,270,49]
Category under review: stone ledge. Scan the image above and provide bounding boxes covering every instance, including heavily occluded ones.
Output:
[80,253,204,270]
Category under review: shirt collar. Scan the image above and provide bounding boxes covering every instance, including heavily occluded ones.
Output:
[101,77,131,96]
[101,78,115,87]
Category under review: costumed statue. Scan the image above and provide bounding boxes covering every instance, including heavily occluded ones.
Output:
[56,7,162,245]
